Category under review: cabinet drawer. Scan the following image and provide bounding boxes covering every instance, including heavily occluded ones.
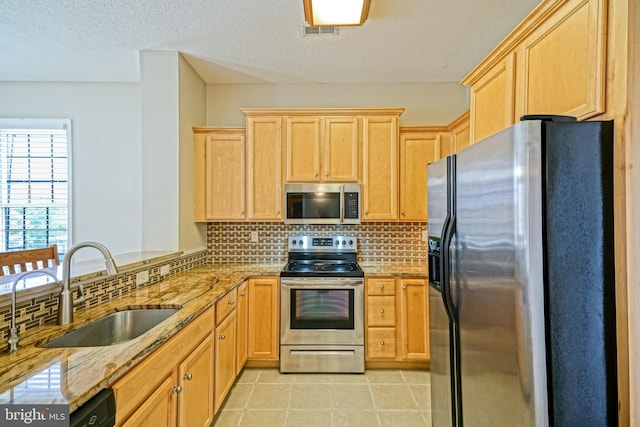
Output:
[367,278,395,296]
[216,288,238,325]
[367,328,397,359]
[367,296,396,326]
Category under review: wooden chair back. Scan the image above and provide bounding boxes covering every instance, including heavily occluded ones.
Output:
[0,245,60,276]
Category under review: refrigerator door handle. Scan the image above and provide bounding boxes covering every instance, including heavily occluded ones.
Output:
[440,213,458,324]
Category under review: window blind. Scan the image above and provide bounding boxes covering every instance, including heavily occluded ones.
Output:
[0,120,70,256]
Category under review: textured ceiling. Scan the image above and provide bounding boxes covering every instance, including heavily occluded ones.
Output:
[0,0,541,84]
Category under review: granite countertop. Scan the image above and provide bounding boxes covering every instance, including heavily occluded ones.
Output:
[0,261,426,412]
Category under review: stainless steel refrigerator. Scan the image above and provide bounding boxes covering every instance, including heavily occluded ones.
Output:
[427,117,618,426]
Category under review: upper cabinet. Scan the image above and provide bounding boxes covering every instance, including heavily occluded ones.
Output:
[398,127,442,221]
[462,0,607,143]
[284,116,359,182]
[246,116,283,220]
[193,127,246,221]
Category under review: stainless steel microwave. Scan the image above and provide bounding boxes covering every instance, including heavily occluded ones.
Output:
[284,183,361,224]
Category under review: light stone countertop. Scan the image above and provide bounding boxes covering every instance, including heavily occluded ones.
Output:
[0,261,427,412]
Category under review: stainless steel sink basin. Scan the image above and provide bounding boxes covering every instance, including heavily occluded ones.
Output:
[41,307,180,348]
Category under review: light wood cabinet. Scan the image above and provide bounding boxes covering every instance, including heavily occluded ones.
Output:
[246,116,283,220]
[193,128,246,221]
[113,307,216,427]
[463,0,607,143]
[362,115,400,221]
[236,281,248,374]
[284,115,359,182]
[365,277,429,363]
[448,111,471,153]
[247,276,280,360]
[398,128,441,221]
[214,305,236,412]
[397,278,429,361]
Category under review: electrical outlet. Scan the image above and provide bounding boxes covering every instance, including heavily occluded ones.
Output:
[160,264,170,276]
[251,231,259,242]
[422,230,428,242]
[136,270,149,285]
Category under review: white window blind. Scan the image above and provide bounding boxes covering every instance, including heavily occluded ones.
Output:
[0,119,70,256]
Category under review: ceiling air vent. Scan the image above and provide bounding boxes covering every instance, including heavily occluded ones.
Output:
[300,24,339,36]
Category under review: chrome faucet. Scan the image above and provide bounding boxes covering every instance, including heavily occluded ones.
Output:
[57,241,118,325]
[9,270,59,352]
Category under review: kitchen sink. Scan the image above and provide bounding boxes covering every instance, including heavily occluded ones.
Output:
[40,307,181,348]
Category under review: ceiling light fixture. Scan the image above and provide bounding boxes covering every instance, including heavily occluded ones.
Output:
[303,0,371,26]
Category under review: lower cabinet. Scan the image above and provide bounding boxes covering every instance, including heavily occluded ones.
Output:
[236,280,249,374]
[365,277,429,363]
[247,276,279,361]
[113,308,216,427]
[214,306,237,412]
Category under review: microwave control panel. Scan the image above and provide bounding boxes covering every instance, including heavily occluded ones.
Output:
[344,192,359,219]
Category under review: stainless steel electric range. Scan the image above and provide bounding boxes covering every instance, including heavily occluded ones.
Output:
[280,235,365,373]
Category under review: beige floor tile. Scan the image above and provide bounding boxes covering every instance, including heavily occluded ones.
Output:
[286,410,333,427]
[289,383,332,409]
[324,373,368,384]
[332,409,380,427]
[213,409,242,427]
[259,369,296,383]
[402,370,431,384]
[330,384,375,409]
[366,370,406,384]
[422,411,433,426]
[236,368,261,383]
[239,410,287,427]
[247,383,292,409]
[223,383,254,409]
[293,373,334,383]
[409,384,431,410]
[371,385,420,410]
[378,410,429,426]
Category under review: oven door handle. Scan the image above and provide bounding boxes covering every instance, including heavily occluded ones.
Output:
[281,279,363,288]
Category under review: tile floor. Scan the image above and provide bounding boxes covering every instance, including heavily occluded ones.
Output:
[213,368,432,427]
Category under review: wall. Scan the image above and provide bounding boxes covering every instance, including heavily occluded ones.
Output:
[178,55,208,252]
[0,82,142,258]
[205,82,469,127]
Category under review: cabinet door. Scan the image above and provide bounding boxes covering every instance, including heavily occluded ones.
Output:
[247,117,283,220]
[397,278,429,361]
[236,281,249,374]
[285,117,322,182]
[201,131,246,220]
[324,117,360,182]
[449,111,471,153]
[367,328,397,360]
[214,312,236,412]
[248,277,280,360]
[469,52,516,143]
[399,131,439,221]
[362,116,399,221]
[122,375,177,427]
[516,0,605,120]
[178,334,215,427]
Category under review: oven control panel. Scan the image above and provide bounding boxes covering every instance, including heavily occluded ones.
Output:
[288,235,357,252]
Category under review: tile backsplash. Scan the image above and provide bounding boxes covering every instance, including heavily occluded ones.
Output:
[207,222,428,264]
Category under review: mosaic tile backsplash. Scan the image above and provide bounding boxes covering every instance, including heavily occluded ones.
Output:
[207,222,428,264]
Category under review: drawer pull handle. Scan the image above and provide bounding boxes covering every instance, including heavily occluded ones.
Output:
[380,308,384,313]
[184,373,193,381]
[379,284,384,289]
[379,340,385,346]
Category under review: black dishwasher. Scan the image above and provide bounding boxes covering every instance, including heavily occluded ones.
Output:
[70,389,115,427]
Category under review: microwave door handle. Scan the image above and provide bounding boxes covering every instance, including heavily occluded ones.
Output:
[340,185,345,223]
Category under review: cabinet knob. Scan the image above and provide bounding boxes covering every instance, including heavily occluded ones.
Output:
[365,210,369,215]
[401,211,405,215]
[173,385,183,393]
[276,210,280,215]
[184,373,193,381]
[239,292,245,297]
[379,284,384,289]
[228,299,235,305]
[325,172,329,178]
[241,210,245,215]
[380,308,384,313]
[379,340,385,346]
[402,285,407,289]
[315,172,319,177]
[219,335,226,340]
